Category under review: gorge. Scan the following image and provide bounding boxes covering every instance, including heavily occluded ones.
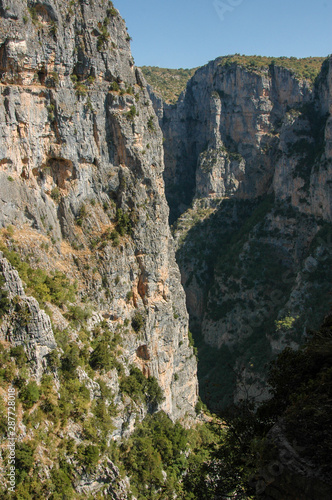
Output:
[0,1,331,498]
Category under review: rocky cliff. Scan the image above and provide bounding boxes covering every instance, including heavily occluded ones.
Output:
[0,0,198,496]
[156,56,331,222]
[150,55,332,408]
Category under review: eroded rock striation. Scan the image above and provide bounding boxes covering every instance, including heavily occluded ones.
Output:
[0,0,197,423]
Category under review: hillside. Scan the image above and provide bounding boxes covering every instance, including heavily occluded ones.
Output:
[140,66,197,103]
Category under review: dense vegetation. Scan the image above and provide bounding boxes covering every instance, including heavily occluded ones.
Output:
[140,66,197,103]
[0,242,77,308]
[121,312,332,500]
[101,314,332,498]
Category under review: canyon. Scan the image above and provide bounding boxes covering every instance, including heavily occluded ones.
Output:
[0,0,331,498]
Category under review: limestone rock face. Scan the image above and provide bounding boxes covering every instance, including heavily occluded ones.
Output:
[0,250,56,379]
[152,56,332,409]
[153,57,331,223]
[0,0,198,422]
[74,458,131,499]
[195,140,245,200]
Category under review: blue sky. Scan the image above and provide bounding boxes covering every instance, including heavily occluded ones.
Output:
[116,0,331,69]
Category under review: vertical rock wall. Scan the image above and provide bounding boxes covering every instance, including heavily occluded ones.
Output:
[155,57,331,223]
[0,0,198,420]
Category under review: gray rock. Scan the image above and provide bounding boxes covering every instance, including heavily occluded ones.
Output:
[0,0,198,421]
[0,251,56,380]
[152,56,331,222]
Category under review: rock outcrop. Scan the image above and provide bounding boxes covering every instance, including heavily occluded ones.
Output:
[0,1,199,496]
[155,57,331,222]
[0,0,197,422]
[0,250,56,379]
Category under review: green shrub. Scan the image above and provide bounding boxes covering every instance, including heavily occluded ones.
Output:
[146,376,164,407]
[110,229,120,246]
[65,305,91,324]
[188,330,198,357]
[120,366,146,401]
[106,7,117,17]
[120,366,164,407]
[93,399,115,440]
[58,378,90,422]
[51,186,61,202]
[0,277,10,319]
[50,468,74,496]
[6,225,14,236]
[125,105,137,120]
[46,271,77,306]
[81,444,100,469]
[97,25,110,51]
[87,75,95,85]
[275,315,298,331]
[46,350,60,370]
[70,73,78,84]
[15,442,35,483]
[20,381,40,409]
[106,4,117,17]
[49,20,57,37]
[89,340,114,372]
[132,312,144,332]
[60,344,80,378]
[116,208,131,236]
[110,81,119,92]
[147,116,155,131]
[10,345,27,368]
[47,103,55,121]
[75,83,87,97]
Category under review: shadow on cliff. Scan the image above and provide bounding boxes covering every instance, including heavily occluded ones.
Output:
[174,194,332,412]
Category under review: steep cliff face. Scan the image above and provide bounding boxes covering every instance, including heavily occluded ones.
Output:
[0,0,197,427]
[151,56,332,408]
[156,57,331,222]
